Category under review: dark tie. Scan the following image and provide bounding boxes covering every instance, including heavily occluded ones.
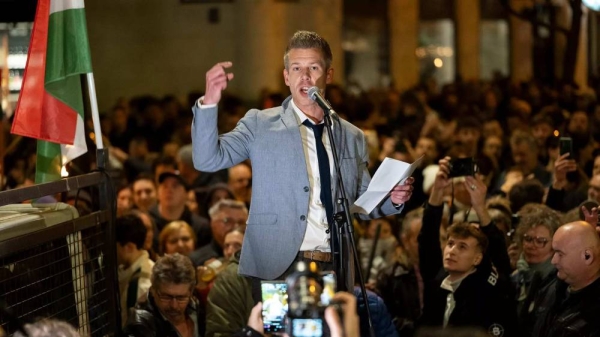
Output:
[303,120,334,226]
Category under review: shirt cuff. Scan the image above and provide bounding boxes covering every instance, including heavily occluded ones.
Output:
[196,96,217,109]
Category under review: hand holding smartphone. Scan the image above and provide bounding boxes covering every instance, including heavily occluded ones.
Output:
[559,137,573,158]
[261,281,288,333]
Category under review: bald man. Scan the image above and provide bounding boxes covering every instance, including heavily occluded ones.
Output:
[532,221,600,337]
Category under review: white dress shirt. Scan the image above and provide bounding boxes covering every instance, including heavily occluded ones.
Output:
[197,97,334,252]
[290,99,335,252]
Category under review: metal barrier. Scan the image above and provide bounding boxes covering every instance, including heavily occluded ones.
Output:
[0,169,118,336]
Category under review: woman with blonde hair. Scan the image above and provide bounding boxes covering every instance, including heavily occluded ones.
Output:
[158,220,197,256]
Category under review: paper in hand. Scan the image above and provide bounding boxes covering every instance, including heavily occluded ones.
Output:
[351,155,424,214]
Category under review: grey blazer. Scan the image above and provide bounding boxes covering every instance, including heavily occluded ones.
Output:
[191,96,402,280]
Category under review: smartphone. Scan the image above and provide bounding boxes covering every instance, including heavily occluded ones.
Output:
[290,318,323,337]
[261,281,288,333]
[559,137,573,158]
[320,271,336,306]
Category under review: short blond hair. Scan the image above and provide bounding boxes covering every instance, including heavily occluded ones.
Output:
[158,220,197,255]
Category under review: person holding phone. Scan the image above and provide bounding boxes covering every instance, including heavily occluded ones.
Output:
[418,157,516,335]
[234,291,360,337]
[545,146,582,213]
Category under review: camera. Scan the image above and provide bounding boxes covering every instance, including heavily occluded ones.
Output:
[285,261,335,337]
[448,157,478,178]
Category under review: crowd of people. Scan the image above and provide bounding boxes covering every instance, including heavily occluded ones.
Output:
[4,29,600,336]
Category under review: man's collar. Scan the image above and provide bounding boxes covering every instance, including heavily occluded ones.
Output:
[441,268,476,292]
[290,99,319,125]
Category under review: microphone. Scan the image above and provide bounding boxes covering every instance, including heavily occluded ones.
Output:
[308,86,335,115]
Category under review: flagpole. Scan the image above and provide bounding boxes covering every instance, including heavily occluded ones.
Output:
[86,73,103,150]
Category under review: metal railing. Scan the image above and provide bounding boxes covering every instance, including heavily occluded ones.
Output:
[0,164,118,336]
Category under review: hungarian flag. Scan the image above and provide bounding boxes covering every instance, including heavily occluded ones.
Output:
[11,0,92,183]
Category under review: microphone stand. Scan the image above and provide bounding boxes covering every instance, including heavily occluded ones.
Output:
[322,107,376,337]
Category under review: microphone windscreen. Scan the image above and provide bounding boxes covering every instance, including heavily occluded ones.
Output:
[307,86,320,100]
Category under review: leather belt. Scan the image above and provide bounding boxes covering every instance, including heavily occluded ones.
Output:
[299,250,332,263]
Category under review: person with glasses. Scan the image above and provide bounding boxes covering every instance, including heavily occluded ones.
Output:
[124,253,203,337]
[190,199,248,268]
[511,203,561,336]
[532,221,600,337]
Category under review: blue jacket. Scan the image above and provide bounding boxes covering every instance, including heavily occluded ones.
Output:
[353,287,399,337]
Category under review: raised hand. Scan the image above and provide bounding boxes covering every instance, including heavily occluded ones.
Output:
[582,205,599,227]
[429,156,452,206]
[464,176,487,210]
[204,62,235,105]
[246,302,264,335]
[553,153,577,190]
[464,175,491,226]
[325,292,360,337]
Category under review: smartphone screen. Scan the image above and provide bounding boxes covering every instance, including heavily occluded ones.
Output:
[559,137,573,158]
[261,281,288,333]
[320,271,336,306]
[291,318,323,337]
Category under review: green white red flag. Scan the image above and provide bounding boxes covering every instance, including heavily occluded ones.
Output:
[11,0,93,183]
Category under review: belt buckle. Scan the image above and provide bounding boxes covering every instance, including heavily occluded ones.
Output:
[310,250,317,261]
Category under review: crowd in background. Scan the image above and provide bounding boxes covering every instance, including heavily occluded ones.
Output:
[4,73,600,336]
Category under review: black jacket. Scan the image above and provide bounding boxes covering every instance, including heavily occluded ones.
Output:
[532,276,600,337]
[123,293,205,337]
[375,261,422,336]
[513,261,558,337]
[418,203,517,336]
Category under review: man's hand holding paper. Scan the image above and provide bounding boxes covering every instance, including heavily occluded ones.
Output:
[390,177,415,205]
[351,156,424,214]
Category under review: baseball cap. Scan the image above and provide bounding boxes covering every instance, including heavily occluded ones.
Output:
[158,171,189,190]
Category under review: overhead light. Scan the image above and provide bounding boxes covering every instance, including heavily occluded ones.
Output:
[583,0,600,11]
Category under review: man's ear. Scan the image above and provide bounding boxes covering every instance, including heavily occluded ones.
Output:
[283,68,290,86]
[326,68,334,84]
[584,249,593,264]
[473,252,483,266]
[125,242,137,252]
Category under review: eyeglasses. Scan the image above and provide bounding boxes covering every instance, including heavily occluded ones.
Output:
[218,217,246,226]
[155,289,190,303]
[522,234,550,248]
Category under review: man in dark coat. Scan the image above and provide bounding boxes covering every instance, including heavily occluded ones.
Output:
[532,221,600,337]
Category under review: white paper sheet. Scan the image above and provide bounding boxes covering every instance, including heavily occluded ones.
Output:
[351,155,424,214]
